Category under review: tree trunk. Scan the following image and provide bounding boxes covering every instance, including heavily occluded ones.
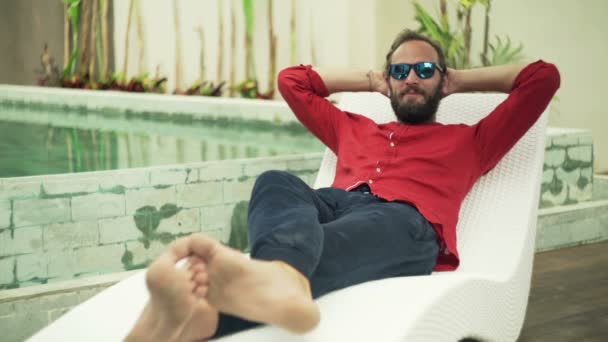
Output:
[217,2,224,85]
[101,0,109,80]
[267,0,276,93]
[89,0,99,80]
[229,5,236,96]
[134,0,145,75]
[481,0,491,66]
[173,0,183,90]
[122,0,134,78]
[463,8,472,68]
[64,2,70,70]
[79,0,91,76]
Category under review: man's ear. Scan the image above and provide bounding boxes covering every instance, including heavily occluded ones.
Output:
[441,74,449,97]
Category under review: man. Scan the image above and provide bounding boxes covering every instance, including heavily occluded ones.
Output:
[126,30,560,341]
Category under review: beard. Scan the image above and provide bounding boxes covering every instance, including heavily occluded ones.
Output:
[390,80,444,125]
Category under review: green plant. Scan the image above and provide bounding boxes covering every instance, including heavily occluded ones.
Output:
[413,0,525,68]
[63,0,81,77]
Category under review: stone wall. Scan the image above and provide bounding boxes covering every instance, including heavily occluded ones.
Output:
[0,153,322,290]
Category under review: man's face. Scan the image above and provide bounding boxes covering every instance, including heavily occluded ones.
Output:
[388,40,446,125]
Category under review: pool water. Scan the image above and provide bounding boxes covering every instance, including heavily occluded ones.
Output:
[0,106,324,177]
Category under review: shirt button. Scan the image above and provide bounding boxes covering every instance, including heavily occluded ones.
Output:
[390,142,395,147]
[368,179,374,184]
[376,168,381,173]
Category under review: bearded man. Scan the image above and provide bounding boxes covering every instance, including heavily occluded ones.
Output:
[126,30,560,341]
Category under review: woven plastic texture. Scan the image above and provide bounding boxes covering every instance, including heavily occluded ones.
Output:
[29,92,547,342]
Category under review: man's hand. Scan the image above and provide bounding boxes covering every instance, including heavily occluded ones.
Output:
[442,68,459,98]
[368,70,389,97]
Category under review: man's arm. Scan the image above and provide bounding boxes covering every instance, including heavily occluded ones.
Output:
[312,68,389,95]
[443,64,528,96]
[461,61,561,174]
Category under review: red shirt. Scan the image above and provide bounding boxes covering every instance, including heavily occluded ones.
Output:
[277,61,560,271]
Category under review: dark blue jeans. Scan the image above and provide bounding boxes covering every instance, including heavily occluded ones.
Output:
[213,170,439,337]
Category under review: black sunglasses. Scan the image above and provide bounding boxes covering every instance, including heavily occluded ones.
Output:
[389,62,444,80]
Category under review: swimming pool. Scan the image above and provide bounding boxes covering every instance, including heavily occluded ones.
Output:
[0,104,323,177]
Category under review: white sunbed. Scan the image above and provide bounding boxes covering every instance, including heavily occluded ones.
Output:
[28,92,548,342]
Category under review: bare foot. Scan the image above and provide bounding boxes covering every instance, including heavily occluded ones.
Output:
[187,234,321,334]
[126,239,219,342]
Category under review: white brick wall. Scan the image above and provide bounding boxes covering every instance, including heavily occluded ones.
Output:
[98,170,149,189]
[0,180,40,201]
[99,216,141,244]
[156,208,200,235]
[16,253,47,282]
[47,251,77,278]
[150,168,189,186]
[0,257,15,284]
[176,182,224,208]
[223,178,256,203]
[198,161,243,181]
[72,244,125,274]
[126,240,168,266]
[0,200,10,229]
[125,187,177,214]
[12,198,71,228]
[43,221,99,251]
[43,177,99,195]
[71,193,126,221]
[0,227,43,257]
[200,205,232,231]
[544,149,565,167]
[567,146,593,163]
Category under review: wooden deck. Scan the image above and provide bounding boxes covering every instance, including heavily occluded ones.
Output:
[519,241,608,341]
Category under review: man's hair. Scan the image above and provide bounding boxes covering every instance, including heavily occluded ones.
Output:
[384,29,447,75]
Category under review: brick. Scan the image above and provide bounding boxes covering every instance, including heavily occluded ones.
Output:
[543,149,565,168]
[243,160,288,177]
[126,240,169,266]
[98,170,149,189]
[43,221,98,251]
[581,167,593,179]
[0,200,10,229]
[72,244,125,274]
[157,208,200,235]
[552,134,579,147]
[567,146,593,163]
[540,187,567,207]
[176,182,223,208]
[0,180,40,201]
[556,167,580,185]
[99,216,141,244]
[578,134,593,145]
[16,253,47,281]
[0,257,15,284]
[198,161,243,181]
[47,251,77,278]
[71,193,126,221]
[201,205,232,230]
[150,168,189,186]
[43,177,99,195]
[13,198,71,228]
[0,226,43,256]
[568,184,592,203]
[125,187,177,215]
[223,178,256,203]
